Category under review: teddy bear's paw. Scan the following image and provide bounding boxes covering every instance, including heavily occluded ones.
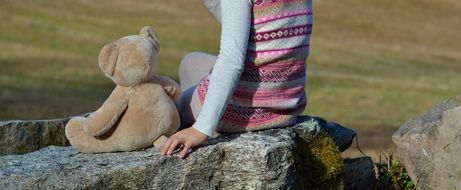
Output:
[82,121,96,136]
[65,117,86,139]
[163,86,181,101]
[164,86,175,96]
[65,117,98,153]
[82,120,108,136]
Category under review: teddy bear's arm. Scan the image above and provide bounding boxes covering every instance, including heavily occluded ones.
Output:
[152,76,182,101]
[83,86,130,136]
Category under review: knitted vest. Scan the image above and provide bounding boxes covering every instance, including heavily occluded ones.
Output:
[198,0,313,133]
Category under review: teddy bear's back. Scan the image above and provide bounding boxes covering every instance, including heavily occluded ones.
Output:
[109,83,180,150]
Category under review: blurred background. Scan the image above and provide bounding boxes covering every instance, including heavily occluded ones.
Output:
[1,0,460,160]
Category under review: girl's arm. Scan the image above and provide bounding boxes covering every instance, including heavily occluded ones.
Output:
[161,0,252,158]
[193,0,252,137]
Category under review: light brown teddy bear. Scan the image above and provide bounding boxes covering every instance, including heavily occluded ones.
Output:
[65,26,181,153]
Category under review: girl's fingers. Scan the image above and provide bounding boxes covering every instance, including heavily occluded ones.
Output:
[179,143,192,159]
[160,137,173,155]
[167,139,181,156]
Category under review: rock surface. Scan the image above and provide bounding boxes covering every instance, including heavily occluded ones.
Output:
[0,113,90,156]
[0,118,70,156]
[313,118,356,152]
[392,96,461,189]
[344,157,376,190]
[0,115,355,190]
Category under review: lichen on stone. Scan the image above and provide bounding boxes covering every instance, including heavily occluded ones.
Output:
[295,132,345,189]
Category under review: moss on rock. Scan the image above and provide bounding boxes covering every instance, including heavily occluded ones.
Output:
[296,133,345,189]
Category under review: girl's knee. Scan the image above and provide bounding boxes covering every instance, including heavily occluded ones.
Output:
[178,52,216,89]
[180,52,204,66]
[179,52,202,76]
[180,52,216,67]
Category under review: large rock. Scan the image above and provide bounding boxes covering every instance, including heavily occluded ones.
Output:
[0,113,89,156]
[0,115,355,189]
[0,114,354,156]
[0,118,71,156]
[392,96,461,189]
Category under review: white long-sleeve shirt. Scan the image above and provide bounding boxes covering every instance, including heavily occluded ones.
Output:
[192,0,252,137]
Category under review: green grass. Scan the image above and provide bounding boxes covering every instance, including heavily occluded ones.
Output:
[1,0,460,130]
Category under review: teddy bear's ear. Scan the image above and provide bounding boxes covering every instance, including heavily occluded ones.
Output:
[140,26,160,52]
[99,43,119,76]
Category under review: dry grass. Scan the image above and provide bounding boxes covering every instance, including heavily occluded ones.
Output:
[0,0,220,119]
[308,0,461,129]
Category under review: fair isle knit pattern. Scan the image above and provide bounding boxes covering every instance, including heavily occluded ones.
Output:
[198,0,313,133]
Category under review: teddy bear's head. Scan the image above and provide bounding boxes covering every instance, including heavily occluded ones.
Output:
[98,26,160,87]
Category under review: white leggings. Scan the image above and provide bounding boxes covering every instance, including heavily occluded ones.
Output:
[175,52,217,129]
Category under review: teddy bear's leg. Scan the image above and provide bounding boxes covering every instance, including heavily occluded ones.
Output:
[65,117,115,153]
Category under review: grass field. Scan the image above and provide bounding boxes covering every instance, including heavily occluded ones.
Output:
[1,0,460,136]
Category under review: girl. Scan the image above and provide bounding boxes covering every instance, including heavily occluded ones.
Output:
[161,0,313,159]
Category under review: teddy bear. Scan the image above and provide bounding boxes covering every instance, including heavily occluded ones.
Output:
[65,26,181,153]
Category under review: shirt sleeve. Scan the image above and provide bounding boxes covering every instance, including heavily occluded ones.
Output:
[192,0,252,137]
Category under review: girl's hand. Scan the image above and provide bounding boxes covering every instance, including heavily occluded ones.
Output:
[160,127,208,159]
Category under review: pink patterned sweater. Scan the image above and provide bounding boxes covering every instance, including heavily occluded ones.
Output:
[198,0,313,133]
